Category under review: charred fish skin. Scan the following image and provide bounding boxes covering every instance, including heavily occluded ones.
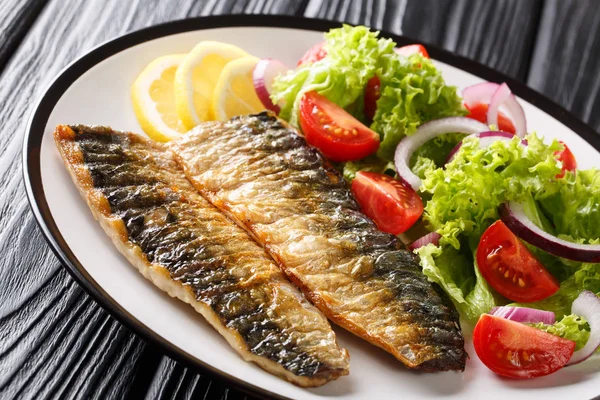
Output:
[172,112,467,372]
[54,125,349,387]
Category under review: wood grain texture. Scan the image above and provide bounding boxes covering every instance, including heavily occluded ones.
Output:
[304,0,542,81]
[0,0,47,74]
[527,0,600,132]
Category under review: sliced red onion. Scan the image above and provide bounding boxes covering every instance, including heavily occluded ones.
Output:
[394,117,489,191]
[487,83,527,138]
[408,232,441,251]
[490,306,555,325]
[500,201,600,263]
[446,131,527,163]
[567,291,600,366]
[253,58,288,114]
[462,82,499,107]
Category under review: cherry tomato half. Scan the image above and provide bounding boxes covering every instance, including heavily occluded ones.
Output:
[555,141,577,178]
[465,103,516,134]
[299,91,380,162]
[474,314,575,379]
[297,41,327,66]
[476,221,559,302]
[351,171,423,235]
[395,44,430,59]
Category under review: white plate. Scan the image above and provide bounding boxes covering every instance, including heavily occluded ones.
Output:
[23,15,600,400]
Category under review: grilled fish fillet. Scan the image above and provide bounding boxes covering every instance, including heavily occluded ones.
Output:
[54,125,349,387]
[171,112,467,372]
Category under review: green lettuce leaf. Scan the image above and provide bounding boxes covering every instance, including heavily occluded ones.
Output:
[532,314,591,351]
[372,54,466,161]
[410,132,466,180]
[416,241,495,323]
[342,156,395,181]
[416,134,600,321]
[421,134,563,248]
[271,25,394,127]
[271,25,465,177]
[539,168,600,243]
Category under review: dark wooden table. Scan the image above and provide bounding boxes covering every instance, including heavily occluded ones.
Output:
[1,0,599,398]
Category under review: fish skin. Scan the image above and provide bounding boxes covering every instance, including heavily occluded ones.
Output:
[171,112,467,372]
[54,124,349,387]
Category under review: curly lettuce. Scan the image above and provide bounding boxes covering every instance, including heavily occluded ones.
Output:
[532,314,592,351]
[272,25,394,127]
[415,135,600,322]
[271,25,465,173]
[372,55,466,161]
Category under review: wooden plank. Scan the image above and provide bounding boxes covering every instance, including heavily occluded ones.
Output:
[304,0,543,81]
[527,0,600,132]
[143,357,248,400]
[0,0,47,73]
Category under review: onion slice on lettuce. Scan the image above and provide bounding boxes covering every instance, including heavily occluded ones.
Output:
[394,117,488,190]
[490,306,555,325]
[446,131,528,163]
[567,291,600,366]
[500,202,600,263]
[408,232,441,251]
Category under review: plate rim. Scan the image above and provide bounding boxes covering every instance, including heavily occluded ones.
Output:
[22,14,600,399]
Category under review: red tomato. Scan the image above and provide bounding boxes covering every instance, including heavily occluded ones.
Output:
[555,141,577,178]
[476,221,559,302]
[299,91,380,162]
[474,314,575,379]
[351,172,423,235]
[297,41,327,66]
[395,44,430,59]
[465,103,516,134]
[364,76,381,121]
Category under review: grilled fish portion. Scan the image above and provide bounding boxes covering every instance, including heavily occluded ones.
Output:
[172,112,467,372]
[54,125,349,387]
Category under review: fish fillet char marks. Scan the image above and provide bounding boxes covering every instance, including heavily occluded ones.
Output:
[171,112,467,372]
[54,125,349,387]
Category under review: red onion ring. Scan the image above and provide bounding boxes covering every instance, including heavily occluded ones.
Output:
[487,83,527,138]
[462,82,499,107]
[500,201,600,263]
[253,58,288,114]
[394,117,488,191]
[567,291,600,366]
[490,306,555,325]
[408,232,441,251]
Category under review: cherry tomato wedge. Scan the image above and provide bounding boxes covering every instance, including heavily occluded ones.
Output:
[351,172,423,235]
[465,103,516,134]
[297,41,327,66]
[299,91,380,162]
[555,141,577,178]
[474,314,575,379]
[395,44,430,59]
[476,221,559,302]
[364,76,381,121]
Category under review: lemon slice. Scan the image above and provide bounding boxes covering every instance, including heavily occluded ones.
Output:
[174,41,248,128]
[211,56,266,121]
[131,54,188,142]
